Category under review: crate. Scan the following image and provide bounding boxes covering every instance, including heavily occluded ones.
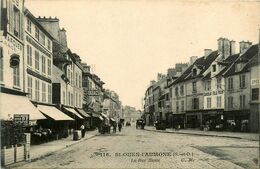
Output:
[1,146,15,166]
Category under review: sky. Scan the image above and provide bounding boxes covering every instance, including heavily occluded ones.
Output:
[25,0,260,110]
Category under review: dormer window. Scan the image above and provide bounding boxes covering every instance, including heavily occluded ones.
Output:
[235,63,244,72]
[212,65,216,72]
[192,68,197,76]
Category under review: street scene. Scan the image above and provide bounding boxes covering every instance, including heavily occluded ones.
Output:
[0,0,260,169]
[9,125,259,169]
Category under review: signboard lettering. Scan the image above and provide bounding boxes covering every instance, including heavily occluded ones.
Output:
[251,79,260,86]
[13,114,29,126]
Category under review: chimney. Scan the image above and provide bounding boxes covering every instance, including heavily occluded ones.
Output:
[239,41,252,54]
[189,56,198,65]
[204,49,212,59]
[218,37,231,60]
[59,28,67,47]
[230,40,236,55]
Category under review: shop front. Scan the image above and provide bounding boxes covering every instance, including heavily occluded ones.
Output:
[185,111,202,128]
[201,109,224,131]
[223,110,250,132]
[172,113,185,129]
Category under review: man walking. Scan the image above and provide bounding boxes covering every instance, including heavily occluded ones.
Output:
[80,124,85,138]
[118,122,122,132]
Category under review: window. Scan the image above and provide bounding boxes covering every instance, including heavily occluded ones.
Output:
[0,52,3,82]
[207,97,211,108]
[176,101,179,112]
[239,74,246,88]
[48,84,52,104]
[35,26,39,40]
[47,40,51,51]
[71,93,73,106]
[42,55,46,74]
[63,91,66,104]
[228,96,233,108]
[175,87,178,96]
[217,96,222,108]
[27,76,33,99]
[27,45,32,66]
[40,32,45,45]
[239,95,246,109]
[35,51,40,71]
[252,88,259,101]
[192,68,197,76]
[181,100,184,112]
[13,7,20,38]
[79,94,81,107]
[228,78,233,90]
[68,92,70,105]
[13,66,20,87]
[192,82,197,93]
[47,59,51,76]
[76,73,78,87]
[169,87,172,98]
[35,79,40,101]
[180,85,184,95]
[42,82,46,102]
[192,98,199,109]
[217,78,222,89]
[76,93,78,107]
[204,80,211,91]
[27,18,31,33]
[212,65,216,72]
[79,75,81,88]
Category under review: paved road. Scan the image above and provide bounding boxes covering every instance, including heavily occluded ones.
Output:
[12,126,259,169]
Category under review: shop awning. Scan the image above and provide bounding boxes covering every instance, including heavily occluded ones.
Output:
[99,116,104,120]
[37,105,74,121]
[63,107,84,119]
[76,108,90,118]
[0,93,46,120]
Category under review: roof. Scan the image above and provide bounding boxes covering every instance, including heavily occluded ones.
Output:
[172,51,218,85]
[215,53,239,77]
[224,44,258,77]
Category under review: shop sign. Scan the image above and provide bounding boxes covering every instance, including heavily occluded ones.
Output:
[87,90,100,96]
[204,90,224,96]
[251,79,260,86]
[13,114,29,126]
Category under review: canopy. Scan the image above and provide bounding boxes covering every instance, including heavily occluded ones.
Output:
[91,112,100,118]
[37,105,74,121]
[76,108,91,118]
[110,118,115,122]
[0,93,46,120]
[63,107,84,119]
[99,116,104,120]
[101,113,109,120]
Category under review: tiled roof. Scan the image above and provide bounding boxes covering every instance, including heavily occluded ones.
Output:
[224,44,258,77]
[172,51,218,84]
[215,54,239,77]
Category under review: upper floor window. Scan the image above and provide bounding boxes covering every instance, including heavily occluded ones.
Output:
[192,68,197,76]
[180,85,184,95]
[217,96,222,108]
[76,73,78,87]
[35,51,40,71]
[252,88,259,101]
[27,18,31,33]
[176,101,179,112]
[212,65,216,72]
[181,100,184,112]
[175,87,179,96]
[47,59,51,76]
[228,77,233,90]
[239,95,246,109]
[204,80,211,91]
[206,97,211,108]
[239,74,246,88]
[228,96,233,108]
[192,98,199,109]
[27,45,32,66]
[48,84,52,104]
[27,76,33,99]
[47,40,51,51]
[40,32,45,46]
[35,26,39,40]
[42,82,46,102]
[13,6,20,38]
[35,79,40,101]
[79,75,82,88]
[13,66,20,87]
[42,55,46,74]
[217,78,222,89]
[192,81,197,93]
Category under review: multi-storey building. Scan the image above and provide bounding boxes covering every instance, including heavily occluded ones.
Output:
[0,0,45,123]
[144,81,155,125]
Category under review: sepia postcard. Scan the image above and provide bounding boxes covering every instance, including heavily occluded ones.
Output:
[0,0,260,169]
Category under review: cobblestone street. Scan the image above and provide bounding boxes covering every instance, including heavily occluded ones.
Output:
[10,125,259,169]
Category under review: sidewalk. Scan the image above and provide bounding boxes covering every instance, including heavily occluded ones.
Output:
[144,126,259,141]
[7,130,99,168]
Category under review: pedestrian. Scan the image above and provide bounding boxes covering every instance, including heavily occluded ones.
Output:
[118,122,122,132]
[80,124,85,138]
[113,122,117,133]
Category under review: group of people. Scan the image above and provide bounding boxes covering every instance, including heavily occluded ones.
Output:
[99,121,123,134]
[112,121,123,133]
